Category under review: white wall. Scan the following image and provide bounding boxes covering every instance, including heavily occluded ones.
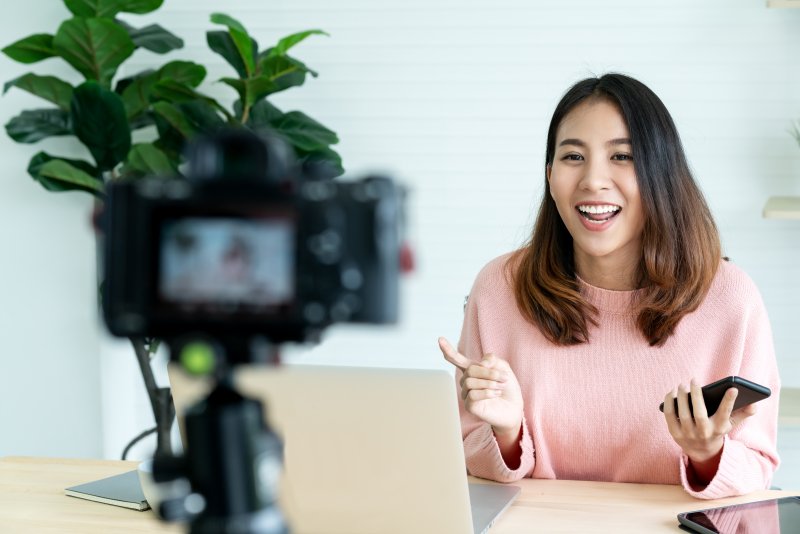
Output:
[0,1,102,458]
[1,0,799,460]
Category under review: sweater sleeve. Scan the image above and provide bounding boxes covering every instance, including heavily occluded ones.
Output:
[679,278,781,499]
[456,262,535,482]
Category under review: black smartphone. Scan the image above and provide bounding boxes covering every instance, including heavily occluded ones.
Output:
[658,376,771,417]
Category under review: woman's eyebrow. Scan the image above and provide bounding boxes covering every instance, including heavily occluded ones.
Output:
[558,138,585,147]
[557,137,631,148]
[608,137,632,146]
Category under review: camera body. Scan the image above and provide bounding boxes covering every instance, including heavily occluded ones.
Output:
[102,131,403,347]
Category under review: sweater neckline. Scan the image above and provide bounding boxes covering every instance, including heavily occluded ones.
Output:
[576,276,643,315]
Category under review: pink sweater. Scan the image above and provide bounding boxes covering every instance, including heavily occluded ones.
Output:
[457,254,780,499]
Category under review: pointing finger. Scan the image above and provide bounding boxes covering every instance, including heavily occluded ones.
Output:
[438,337,471,371]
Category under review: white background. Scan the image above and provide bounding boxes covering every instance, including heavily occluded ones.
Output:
[1,0,799,461]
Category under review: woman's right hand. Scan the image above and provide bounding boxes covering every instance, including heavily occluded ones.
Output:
[438,337,523,439]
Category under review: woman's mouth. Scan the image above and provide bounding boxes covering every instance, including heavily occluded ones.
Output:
[576,204,621,224]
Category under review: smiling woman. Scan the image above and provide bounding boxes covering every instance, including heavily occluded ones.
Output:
[438,73,781,501]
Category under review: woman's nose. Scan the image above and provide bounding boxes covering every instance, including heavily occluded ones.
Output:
[579,159,612,192]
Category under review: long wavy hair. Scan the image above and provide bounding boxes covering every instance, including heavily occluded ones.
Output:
[511,73,721,347]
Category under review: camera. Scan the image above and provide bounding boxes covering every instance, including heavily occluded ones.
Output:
[100,130,407,531]
[102,130,405,349]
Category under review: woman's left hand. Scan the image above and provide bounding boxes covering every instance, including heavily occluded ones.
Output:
[663,380,758,464]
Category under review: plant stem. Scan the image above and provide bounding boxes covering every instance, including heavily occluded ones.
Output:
[129,337,174,456]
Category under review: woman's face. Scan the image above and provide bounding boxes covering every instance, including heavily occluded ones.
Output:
[548,98,645,273]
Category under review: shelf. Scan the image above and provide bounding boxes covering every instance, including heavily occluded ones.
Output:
[763,196,800,219]
[767,0,800,7]
[780,387,800,427]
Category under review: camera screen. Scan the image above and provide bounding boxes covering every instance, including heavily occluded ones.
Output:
[158,217,295,312]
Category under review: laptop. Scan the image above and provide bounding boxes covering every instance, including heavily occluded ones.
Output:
[168,364,520,533]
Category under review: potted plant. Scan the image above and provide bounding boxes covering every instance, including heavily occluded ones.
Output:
[3,0,341,458]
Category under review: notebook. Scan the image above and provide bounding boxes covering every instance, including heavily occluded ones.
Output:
[64,469,149,511]
[169,364,520,533]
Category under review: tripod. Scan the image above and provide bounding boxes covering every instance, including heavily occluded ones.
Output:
[153,338,289,534]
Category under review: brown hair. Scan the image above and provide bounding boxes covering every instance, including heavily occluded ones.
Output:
[511,73,721,347]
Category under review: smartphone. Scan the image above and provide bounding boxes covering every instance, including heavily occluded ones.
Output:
[658,376,770,417]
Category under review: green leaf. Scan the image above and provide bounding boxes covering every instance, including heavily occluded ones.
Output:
[27,151,103,194]
[207,31,250,78]
[158,61,206,88]
[267,29,327,57]
[2,34,56,64]
[71,81,131,170]
[3,74,74,110]
[151,101,226,154]
[219,77,246,102]
[210,12,248,35]
[259,55,316,93]
[152,101,197,139]
[5,108,71,143]
[65,0,164,17]
[117,20,183,54]
[120,71,157,119]
[176,100,226,132]
[151,79,230,121]
[272,111,338,152]
[28,152,103,192]
[245,77,281,106]
[152,117,184,159]
[118,62,205,120]
[220,76,278,108]
[114,68,154,93]
[297,146,344,178]
[54,17,135,85]
[126,142,175,175]
[152,79,211,104]
[29,151,98,177]
[117,0,164,14]
[235,99,283,127]
[210,13,255,76]
[128,111,155,130]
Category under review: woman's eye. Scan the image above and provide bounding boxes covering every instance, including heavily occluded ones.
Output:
[562,153,583,161]
[612,153,633,161]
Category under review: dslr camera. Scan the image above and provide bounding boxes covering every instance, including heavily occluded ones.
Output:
[102,130,405,352]
[101,129,406,532]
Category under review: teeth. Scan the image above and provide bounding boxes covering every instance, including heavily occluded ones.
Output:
[577,204,620,214]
